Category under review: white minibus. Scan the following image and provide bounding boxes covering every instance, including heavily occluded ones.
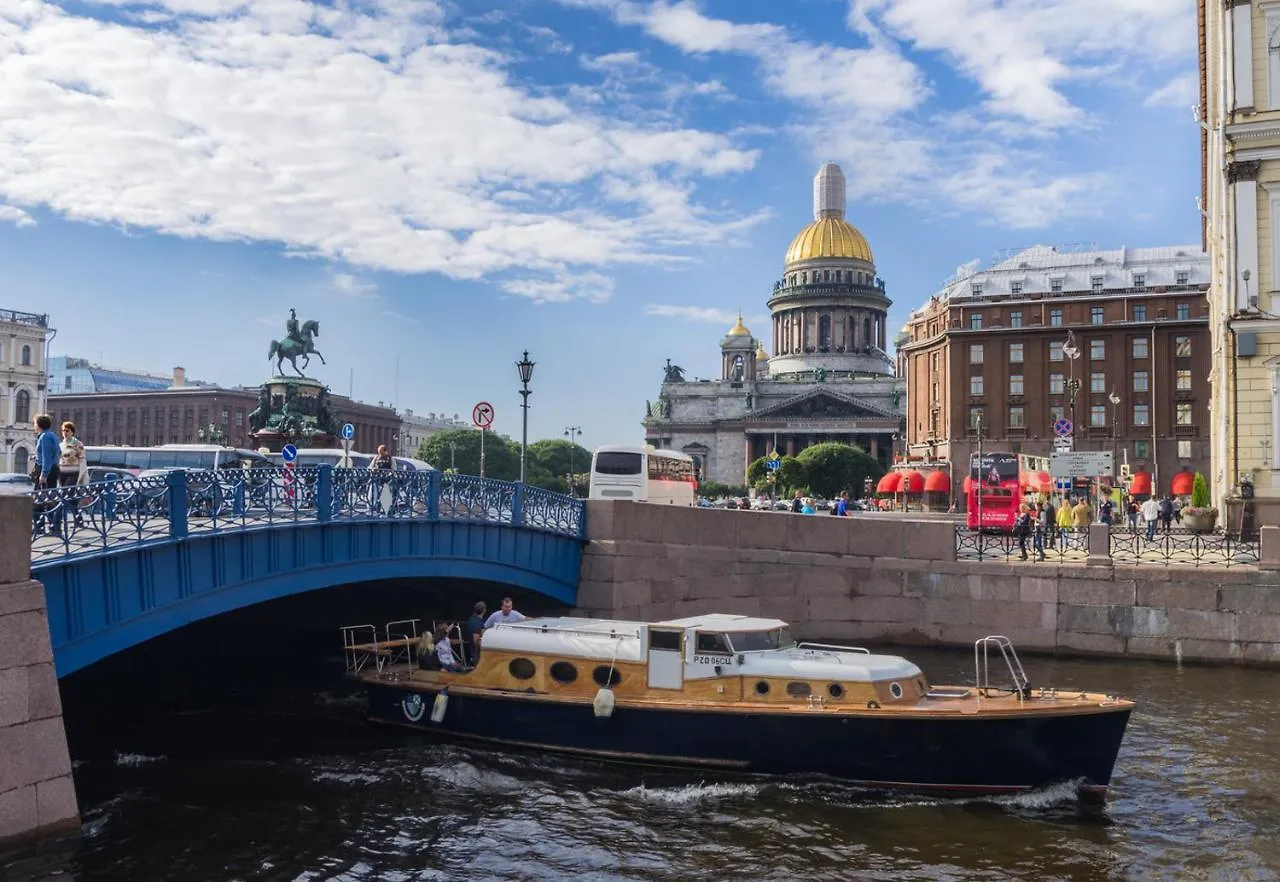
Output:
[588,446,696,506]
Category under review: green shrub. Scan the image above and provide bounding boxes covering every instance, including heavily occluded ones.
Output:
[1190,472,1210,509]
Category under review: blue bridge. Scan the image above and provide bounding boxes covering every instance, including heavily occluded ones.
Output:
[28,466,586,677]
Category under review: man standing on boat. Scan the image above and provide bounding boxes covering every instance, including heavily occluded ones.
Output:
[484,597,526,629]
[465,602,487,665]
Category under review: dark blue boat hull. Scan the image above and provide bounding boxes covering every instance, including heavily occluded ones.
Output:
[365,683,1131,798]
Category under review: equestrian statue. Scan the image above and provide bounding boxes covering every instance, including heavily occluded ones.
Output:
[269,308,327,377]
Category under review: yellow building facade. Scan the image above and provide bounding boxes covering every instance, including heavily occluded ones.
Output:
[1202,0,1280,527]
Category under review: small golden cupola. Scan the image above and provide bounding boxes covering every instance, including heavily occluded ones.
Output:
[721,312,757,381]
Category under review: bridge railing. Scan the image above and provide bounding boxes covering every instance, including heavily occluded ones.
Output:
[28,465,585,565]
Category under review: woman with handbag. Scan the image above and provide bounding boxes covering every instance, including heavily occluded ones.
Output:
[58,421,87,529]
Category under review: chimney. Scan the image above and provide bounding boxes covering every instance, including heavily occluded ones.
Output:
[172,367,186,388]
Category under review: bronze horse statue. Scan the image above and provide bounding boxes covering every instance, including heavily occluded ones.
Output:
[268,319,326,377]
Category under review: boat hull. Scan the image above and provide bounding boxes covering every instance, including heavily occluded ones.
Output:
[365,682,1131,799]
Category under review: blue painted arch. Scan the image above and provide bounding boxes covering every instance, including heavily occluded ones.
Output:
[38,518,583,678]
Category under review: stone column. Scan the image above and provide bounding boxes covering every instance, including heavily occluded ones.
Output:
[0,495,79,845]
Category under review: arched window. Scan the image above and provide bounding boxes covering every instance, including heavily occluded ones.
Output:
[20,345,31,366]
[818,315,831,349]
[12,446,29,472]
[15,389,31,424]
[863,318,872,349]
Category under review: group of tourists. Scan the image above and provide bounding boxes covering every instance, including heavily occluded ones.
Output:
[29,414,88,536]
[1012,493,1186,560]
[418,597,527,672]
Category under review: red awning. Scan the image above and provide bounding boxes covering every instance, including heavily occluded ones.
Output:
[900,470,925,494]
[924,471,950,492]
[1130,471,1152,495]
[877,472,902,494]
[1171,471,1195,496]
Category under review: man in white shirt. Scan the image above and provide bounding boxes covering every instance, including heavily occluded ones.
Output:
[484,597,526,629]
[1140,497,1160,542]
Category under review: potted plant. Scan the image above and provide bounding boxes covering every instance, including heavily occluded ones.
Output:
[1180,472,1218,532]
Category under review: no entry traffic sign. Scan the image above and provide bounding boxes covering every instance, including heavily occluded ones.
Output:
[472,401,495,429]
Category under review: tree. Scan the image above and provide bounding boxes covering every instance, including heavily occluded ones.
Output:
[794,442,884,500]
[746,455,807,496]
[1190,471,1211,509]
[700,481,749,499]
[417,429,520,481]
[527,439,592,495]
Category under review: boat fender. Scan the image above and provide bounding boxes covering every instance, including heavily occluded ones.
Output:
[593,687,616,718]
[866,700,880,709]
[431,689,449,724]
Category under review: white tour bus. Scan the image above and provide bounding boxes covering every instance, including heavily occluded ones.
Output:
[84,444,273,476]
[588,445,697,506]
[264,450,435,471]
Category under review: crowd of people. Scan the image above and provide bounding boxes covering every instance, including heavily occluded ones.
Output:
[1010,493,1186,560]
[417,596,527,672]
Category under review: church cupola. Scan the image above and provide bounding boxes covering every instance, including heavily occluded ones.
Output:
[721,313,758,381]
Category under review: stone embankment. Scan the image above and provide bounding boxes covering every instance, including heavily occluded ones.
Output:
[576,501,1280,667]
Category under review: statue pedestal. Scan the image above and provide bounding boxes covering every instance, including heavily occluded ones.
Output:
[247,376,341,452]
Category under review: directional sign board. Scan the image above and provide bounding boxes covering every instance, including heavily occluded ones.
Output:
[472,401,495,429]
[341,423,355,441]
[281,443,298,463]
[1052,418,1073,438]
[1050,451,1113,478]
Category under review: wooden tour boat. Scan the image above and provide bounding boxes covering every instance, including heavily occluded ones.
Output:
[342,614,1133,802]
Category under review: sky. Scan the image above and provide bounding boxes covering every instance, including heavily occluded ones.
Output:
[0,0,1201,451]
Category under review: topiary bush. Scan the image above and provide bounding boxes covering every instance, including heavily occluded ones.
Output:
[1190,471,1210,509]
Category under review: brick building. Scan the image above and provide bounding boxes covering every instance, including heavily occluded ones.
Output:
[898,245,1211,500]
[47,376,400,454]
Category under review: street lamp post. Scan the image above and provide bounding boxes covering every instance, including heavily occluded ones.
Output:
[564,425,582,496]
[1108,388,1121,484]
[447,441,457,472]
[516,351,535,483]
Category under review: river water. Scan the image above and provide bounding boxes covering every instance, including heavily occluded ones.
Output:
[4,646,1279,881]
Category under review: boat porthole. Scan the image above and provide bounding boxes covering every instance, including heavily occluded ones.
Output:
[592,665,622,687]
[785,682,811,698]
[549,661,577,684]
[827,683,844,699]
[889,682,903,699]
[754,680,770,696]
[508,658,536,680]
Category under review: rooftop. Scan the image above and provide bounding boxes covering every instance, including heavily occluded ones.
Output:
[0,308,49,328]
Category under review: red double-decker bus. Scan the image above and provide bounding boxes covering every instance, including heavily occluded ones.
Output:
[967,453,1049,531]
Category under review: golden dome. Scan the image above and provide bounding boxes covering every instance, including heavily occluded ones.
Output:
[785,217,874,266]
[726,313,751,336]
[756,345,769,361]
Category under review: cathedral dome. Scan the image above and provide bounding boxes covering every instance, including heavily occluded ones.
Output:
[756,344,769,361]
[726,314,751,337]
[784,217,874,266]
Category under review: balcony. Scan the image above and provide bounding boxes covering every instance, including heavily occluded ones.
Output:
[1174,424,1198,437]
[0,308,49,328]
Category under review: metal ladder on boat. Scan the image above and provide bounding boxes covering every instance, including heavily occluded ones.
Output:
[974,636,1031,702]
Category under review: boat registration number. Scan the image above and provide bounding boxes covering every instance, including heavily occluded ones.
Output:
[693,654,731,665]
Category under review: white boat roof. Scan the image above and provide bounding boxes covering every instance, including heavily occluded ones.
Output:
[655,614,788,631]
[483,617,647,663]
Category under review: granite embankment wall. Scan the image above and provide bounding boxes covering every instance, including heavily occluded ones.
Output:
[0,495,78,845]
[576,501,1280,667]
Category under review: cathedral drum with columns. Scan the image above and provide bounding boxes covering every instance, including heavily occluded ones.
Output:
[644,163,906,485]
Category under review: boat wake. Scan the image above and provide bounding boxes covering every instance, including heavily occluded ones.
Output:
[113,752,166,767]
[619,781,763,806]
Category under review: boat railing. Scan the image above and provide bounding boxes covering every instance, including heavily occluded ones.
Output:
[341,624,379,675]
[974,635,1030,701]
[796,642,871,655]
[380,618,422,672]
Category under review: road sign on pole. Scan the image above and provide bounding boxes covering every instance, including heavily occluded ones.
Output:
[472,401,495,429]
[341,423,355,441]
[1052,418,1073,438]
[1050,451,1113,477]
[281,443,298,463]
[766,458,782,472]
[1053,436,1074,453]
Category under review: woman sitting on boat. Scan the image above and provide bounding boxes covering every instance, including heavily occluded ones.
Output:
[431,625,468,673]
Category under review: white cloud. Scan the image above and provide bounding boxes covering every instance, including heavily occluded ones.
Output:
[644,304,766,326]
[0,204,35,228]
[0,0,760,294]
[502,270,615,303]
[329,272,378,299]
[1146,71,1197,110]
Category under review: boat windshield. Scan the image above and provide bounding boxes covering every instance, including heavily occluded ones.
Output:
[729,628,795,652]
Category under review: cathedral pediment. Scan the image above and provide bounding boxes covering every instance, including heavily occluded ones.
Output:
[752,390,899,421]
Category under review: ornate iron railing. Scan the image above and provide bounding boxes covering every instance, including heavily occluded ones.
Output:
[953,526,1090,563]
[28,465,585,565]
[1108,526,1259,568]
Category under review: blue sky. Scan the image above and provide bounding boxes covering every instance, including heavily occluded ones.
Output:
[0,0,1199,450]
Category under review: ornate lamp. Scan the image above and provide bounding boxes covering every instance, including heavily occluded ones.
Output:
[516,351,535,483]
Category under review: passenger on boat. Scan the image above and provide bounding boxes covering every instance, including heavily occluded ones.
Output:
[483,597,526,629]
[465,602,487,665]
[432,625,467,672]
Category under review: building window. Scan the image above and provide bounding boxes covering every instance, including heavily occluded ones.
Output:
[1135,440,1149,459]
[1175,270,1189,286]
[1050,405,1065,423]
[969,313,983,330]
[87,412,96,429]
[930,352,939,371]
[971,282,983,295]
[1133,404,1150,426]
[1091,405,1107,426]
[969,407,984,429]
[1091,372,1106,393]
[20,345,31,366]
[1176,369,1192,391]
[15,389,31,424]
[1175,336,1192,357]
[1090,339,1105,360]
[142,410,150,427]
[1050,278,1063,293]
[969,344,984,364]
[1011,281,1025,296]
[1049,340,1064,361]
[1091,276,1104,293]
[1009,310,1023,328]
[1009,343,1024,363]
[1133,304,1147,322]
[1009,406,1025,428]
[1049,308,1063,326]
[1009,375,1024,395]
[1176,403,1193,426]
[1176,303,1190,320]
[1133,370,1149,392]
[1133,274,1145,290]
[63,375,71,390]
[1133,337,1149,359]
[235,410,245,427]
[970,375,985,395]
[1177,440,1192,459]
[1049,373,1065,394]
[818,314,831,349]
[1091,306,1104,325]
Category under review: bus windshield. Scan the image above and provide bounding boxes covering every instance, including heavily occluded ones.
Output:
[595,451,643,475]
